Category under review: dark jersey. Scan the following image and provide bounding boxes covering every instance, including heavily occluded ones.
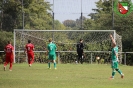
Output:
[76,42,84,52]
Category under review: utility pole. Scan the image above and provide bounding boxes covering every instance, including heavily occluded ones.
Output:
[112,0,114,30]
[52,0,54,41]
[22,0,24,29]
[81,0,83,30]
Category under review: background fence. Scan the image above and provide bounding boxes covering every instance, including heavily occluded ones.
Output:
[0,51,133,65]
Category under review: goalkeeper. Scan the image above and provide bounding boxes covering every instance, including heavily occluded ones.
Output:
[109,34,124,79]
[76,39,84,64]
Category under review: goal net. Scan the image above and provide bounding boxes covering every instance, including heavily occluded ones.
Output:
[14,30,122,63]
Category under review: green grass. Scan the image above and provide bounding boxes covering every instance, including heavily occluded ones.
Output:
[0,63,133,88]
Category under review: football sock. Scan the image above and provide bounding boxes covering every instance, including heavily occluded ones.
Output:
[117,69,122,75]
[48,62,50,68]
[112,71,116,77]
[54,62,56,68]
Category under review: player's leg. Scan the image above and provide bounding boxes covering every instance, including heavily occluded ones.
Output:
[27,54,31,67]
[9,55,13,71]
[115,68,124,78]
[3,55,9,71]
[111,68,116,79]
[53,54,57,69]
[77,52,80,63]
[48,60,51,69]
[30,53,34,65]
[79,55,82,64]
[80,53,83,64]
[79,53,83,64]
[48,55,51,69]
[115,62,124,78]
[78,56,80,63]
[53,60,57,69]
[110,61,116,79]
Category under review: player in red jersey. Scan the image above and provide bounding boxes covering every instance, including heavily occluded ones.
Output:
[4,41,14,71]
[24,40,34,67]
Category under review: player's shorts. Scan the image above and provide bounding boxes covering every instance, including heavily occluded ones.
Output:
[111,61,118,69]
[27,52,34,60]
[48,54,56,60]
[77,51,83,57]
[5,55,13,63]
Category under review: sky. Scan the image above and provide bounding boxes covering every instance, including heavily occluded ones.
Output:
[46,0,98,22]
[46,0,133,23]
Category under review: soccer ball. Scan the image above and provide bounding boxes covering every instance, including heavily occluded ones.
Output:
[75,61,78,64]
[96,56,100,60]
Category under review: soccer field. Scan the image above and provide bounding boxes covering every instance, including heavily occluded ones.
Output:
[0,63,133,88]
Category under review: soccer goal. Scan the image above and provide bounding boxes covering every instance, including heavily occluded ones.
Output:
[14,29,122,63]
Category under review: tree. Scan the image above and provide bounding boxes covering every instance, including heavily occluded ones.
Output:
[63,20,76,28]
[83,19,96,30]
[0,0,53,31]
[0,0,3,31]
[63,16,87,30]
[0,0,22,31]
[54,20,66,30]
[24,0,52,30]
[75,16,86,29]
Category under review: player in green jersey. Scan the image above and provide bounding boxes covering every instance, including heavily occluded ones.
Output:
[47,38,57,69]
[110,34,124,79]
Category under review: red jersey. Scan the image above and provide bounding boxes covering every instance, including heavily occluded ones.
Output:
[4,44,14,55]
[25,43,34,53]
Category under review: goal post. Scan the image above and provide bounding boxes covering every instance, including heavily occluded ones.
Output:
[13,29,121,63]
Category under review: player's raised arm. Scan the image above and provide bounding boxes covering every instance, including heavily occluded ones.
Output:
[110,34,116,46]
[110,34,118,59]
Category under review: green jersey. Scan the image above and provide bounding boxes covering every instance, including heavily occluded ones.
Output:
[47,42,56,55]
[111,46,118,61]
